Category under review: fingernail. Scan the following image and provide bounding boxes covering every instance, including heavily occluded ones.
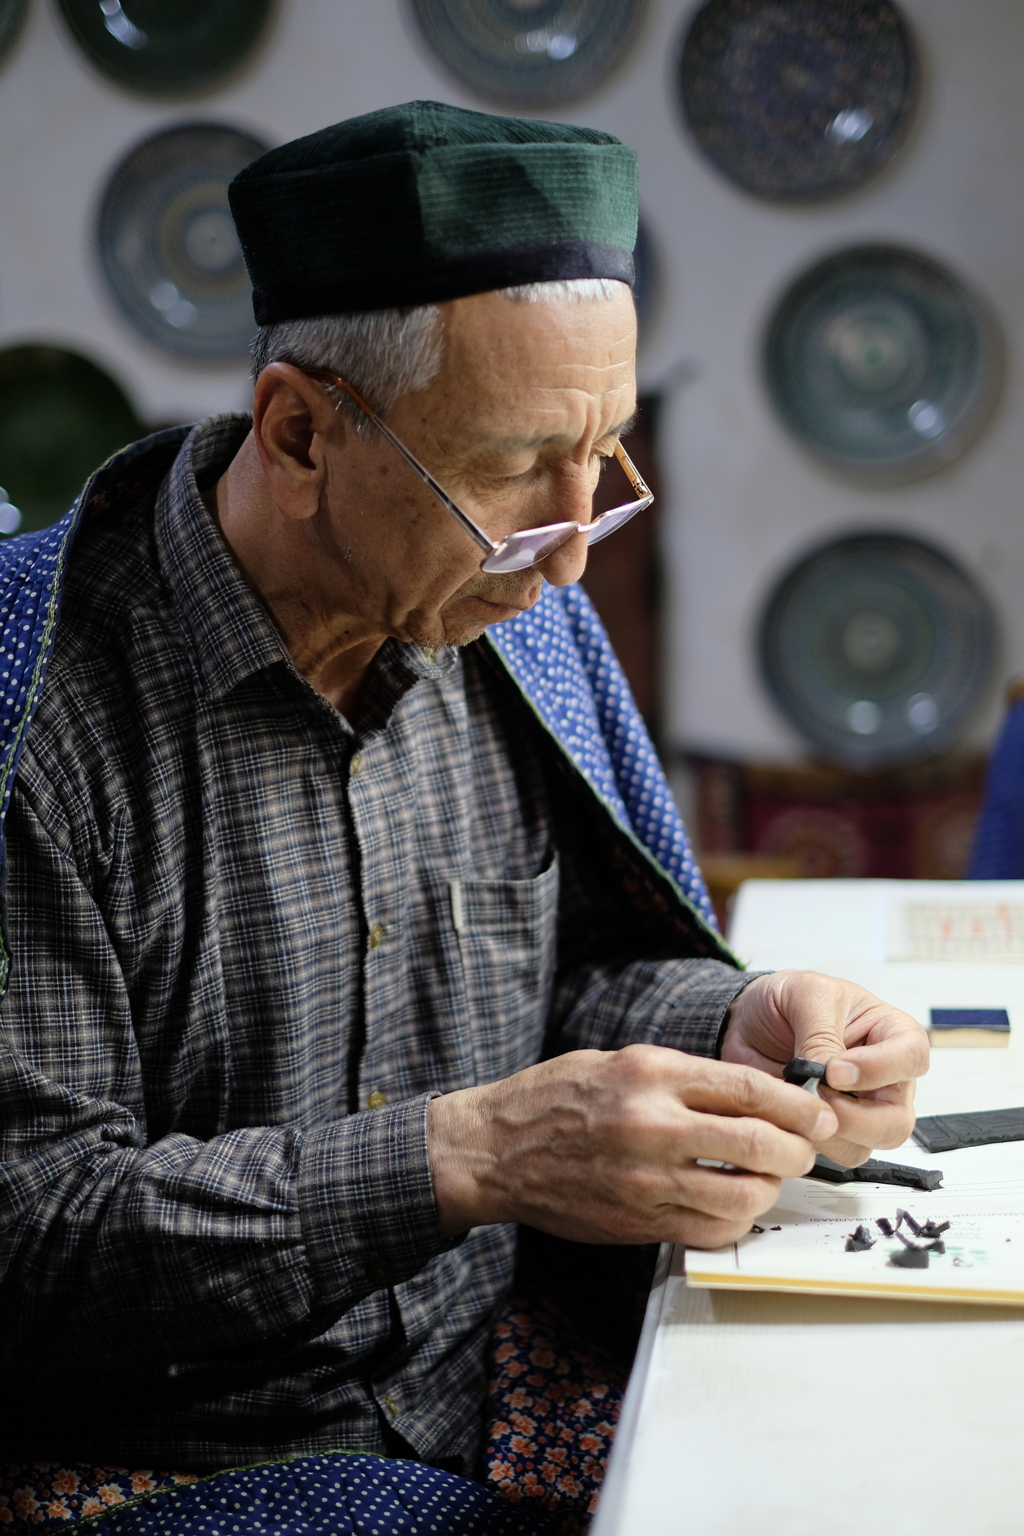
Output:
[828,1060,859,1088]
[814,1106,838,1139]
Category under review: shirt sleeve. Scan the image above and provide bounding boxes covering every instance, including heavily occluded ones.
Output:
[549,954,765,1058]
[0,767,453,1369]
[546,788,770,1059]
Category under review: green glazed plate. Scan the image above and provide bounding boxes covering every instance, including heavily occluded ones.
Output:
[764,244,1001,484]
[98,123,268,364]
[408,0,645,108]
[0,345,144,535]
[57,0,273,96]
[759,532,996,769]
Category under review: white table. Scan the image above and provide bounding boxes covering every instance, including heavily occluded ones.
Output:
[593,880,1024,1536]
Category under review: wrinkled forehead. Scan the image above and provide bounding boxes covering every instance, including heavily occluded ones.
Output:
[423,285,638,442]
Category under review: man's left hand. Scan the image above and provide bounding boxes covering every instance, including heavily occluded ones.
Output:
[720,971,930,1168]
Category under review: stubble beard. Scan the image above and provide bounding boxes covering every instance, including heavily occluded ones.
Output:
[410,572,542,649]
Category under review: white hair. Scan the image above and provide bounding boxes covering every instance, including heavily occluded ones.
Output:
[248,277,628,435]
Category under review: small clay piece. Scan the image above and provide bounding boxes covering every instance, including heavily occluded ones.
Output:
[770,1225,782,1231]
[783,1057,828,1087]
[926,1239,946,1254]
[751,1224,765,1234]
[920,1220,950,1239]
[890,1246,930,1269]
[845,1224,875,1252]
[876,1217,894,1237]
[897,1208,923,1237]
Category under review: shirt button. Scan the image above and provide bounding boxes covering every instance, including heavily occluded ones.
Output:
[351,753,362,775]
[369,922,384,948]
[367,1089,387,1109]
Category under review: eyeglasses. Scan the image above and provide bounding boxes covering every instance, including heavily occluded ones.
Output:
[310,369,654,575]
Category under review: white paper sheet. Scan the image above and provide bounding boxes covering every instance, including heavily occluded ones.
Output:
[685,1138,1024,1305]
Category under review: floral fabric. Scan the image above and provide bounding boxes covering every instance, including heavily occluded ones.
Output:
[0,1468,197,1529]
[482,1289,630,1535]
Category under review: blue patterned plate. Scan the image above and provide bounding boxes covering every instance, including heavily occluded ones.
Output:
[759,532,996,768]
[0,345,144,534]
[57,0,273,96]
[678,0,917,203]
[408,0,645,108]
[97,123,267,364]
[763,244,1001,483]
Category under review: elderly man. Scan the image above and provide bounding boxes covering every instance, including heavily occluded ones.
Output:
[0,102,926,1521]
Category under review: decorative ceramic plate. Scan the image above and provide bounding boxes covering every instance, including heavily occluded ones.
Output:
[57,0,273,96]
[97,123,267,364]
[0,345,144,534]
[0,0,29,68]
[678,0,918,203]
[408,0,645,108]
[759,532,996,768]
[763,244,1000,483]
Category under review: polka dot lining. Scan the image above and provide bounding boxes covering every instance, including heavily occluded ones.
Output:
[486,582,718,931]
[0,511,74,831]
[45,1453,557,1536]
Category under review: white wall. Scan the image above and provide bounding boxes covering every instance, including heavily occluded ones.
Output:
[0,0,1019,759]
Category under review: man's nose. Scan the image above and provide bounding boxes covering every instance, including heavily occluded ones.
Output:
[534,466,596,585]
[536,526,589,587]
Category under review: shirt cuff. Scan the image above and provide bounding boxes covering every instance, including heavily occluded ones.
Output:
[298,1092,453,1310]
[646,962,772,1059]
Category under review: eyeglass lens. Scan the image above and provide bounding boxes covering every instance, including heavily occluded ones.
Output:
[480,497,650,573]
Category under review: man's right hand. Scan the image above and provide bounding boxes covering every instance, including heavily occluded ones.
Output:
[426,1045,838,1250]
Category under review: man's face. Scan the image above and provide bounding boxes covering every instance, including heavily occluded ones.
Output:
[314,285,639,648]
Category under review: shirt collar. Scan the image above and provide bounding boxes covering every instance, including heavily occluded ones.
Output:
[154,414,459,706]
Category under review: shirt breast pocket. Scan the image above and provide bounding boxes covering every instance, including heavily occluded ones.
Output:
[450,852,560,1085]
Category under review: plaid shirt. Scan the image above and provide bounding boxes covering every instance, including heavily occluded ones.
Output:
[0,417,750,1471]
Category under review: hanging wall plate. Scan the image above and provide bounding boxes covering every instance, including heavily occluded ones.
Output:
[97,123,267,364]
[408,0,645,108]
[763,245,1001,484]
[759,532,996,769]
[678,0,918,203]
[0,345,144,534]
[57,0,273,96]
[0,0,29,68]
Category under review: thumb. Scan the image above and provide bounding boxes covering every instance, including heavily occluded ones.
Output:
[776,972,858,1087]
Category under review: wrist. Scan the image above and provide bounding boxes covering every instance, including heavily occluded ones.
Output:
[427,1086,498,1237]
[718,973,772,1062]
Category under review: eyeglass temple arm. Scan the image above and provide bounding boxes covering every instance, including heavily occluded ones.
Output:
[315,371,499,556]
[612,439,652,503]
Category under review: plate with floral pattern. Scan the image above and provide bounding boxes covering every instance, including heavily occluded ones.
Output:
[678,0,918,203]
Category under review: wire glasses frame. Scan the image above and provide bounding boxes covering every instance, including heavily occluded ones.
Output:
[310,369,654,575]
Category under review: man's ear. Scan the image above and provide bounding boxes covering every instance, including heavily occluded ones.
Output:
[251,362,347,522]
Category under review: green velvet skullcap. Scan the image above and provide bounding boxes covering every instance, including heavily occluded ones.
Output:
[229,100,639,322]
